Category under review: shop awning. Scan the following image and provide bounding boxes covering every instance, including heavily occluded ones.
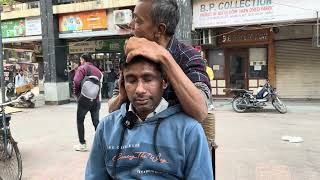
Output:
[13,0,38,2]
[59,30,131,39]
[2,36,42,44]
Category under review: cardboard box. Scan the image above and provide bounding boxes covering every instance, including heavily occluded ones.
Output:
[16,83,33,94]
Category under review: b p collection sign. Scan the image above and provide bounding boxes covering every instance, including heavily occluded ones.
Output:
[193,0,317,28]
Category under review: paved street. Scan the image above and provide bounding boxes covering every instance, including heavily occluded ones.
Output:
[215,100,320,180]
[6,97,320,180]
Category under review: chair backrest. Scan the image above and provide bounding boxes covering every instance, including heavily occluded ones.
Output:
[200,111,215,150]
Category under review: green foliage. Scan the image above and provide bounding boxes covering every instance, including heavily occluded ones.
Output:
[0,0,15,5]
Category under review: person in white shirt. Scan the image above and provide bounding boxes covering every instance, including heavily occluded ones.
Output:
[15,69,27,88]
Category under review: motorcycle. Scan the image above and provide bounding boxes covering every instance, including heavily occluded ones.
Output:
[229,80,287,114]
[6,82,36,108]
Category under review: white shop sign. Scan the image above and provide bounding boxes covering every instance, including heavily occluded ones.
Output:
[193,0,318,28]
[25,17,42,36]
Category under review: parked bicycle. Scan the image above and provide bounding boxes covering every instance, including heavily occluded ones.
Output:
[0,98,23,180]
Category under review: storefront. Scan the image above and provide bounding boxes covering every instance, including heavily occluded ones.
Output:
[193,0,320,99]
[58,9,131,70]
[203,28,273,96]
[2,17,43,87]
[273,25,320,99]
[67,39,125,73]
[58,9,132,97]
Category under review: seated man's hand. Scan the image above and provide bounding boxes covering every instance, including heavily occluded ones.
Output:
[118,72,128,103]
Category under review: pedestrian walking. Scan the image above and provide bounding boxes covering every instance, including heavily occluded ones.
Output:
[73,53,102,152]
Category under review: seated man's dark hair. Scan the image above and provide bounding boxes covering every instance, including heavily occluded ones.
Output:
[120,55,164,79]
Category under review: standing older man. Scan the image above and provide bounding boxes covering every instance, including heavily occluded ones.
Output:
[108,0,212,122]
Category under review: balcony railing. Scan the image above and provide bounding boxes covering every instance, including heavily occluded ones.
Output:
[2,1,39,12]
[1,0,101,12]
[57,0,99,4]
[1,0,136,20]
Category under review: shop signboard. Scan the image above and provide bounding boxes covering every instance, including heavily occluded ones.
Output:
[25,17,42,36]
[218,28,270,46]
[1,19,26,38]
[193,0,318,28]
[69,41,96,54]
[59,10,108,33]
[68,39,126,54]
[95,39,126,52]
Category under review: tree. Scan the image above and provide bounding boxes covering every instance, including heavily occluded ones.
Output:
[0,0,15,5]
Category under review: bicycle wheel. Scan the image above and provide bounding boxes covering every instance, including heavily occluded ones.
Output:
[0,136,22,180]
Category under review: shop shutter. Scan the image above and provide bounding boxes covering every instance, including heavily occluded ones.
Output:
[275,39,320,99]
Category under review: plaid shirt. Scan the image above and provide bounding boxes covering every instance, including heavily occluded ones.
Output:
[165,37,211,105]
[114,37,211,106]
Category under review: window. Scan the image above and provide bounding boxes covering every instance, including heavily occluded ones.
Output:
[249,48,268,78]
[208,49,225,79]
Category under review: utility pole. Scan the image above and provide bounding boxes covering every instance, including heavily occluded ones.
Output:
[0,3,5,103]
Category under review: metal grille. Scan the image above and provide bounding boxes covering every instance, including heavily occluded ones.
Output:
[275,39,320,99]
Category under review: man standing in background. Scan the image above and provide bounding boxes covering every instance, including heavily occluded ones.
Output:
[15,69,27,89]
[106,68,117,98]
[73,53,102,152]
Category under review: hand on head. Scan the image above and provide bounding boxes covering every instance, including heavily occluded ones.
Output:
[124,37,170,64]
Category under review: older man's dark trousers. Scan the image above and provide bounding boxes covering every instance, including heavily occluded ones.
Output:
[76,100,101,144]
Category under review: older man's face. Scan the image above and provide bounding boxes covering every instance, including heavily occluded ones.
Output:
[129,1,159,41]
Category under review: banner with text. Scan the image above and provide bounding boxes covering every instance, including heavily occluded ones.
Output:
[69,39,126,54]
[193,0,317,28]
[25,17,42,36]
[59,10,108,33]
[1,19,26,38]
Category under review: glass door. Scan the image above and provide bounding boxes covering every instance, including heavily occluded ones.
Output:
[226,49,249,89]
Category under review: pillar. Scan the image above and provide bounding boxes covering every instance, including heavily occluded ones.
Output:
[40,0,70,105]
[176,0,192,45]
[268,28,276,87]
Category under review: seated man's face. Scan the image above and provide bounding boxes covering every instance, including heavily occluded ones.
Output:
[123,60,166,118]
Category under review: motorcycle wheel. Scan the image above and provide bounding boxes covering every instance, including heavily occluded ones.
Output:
[232,97,247,113]
[272,97,287,114]
[27,102,35,108]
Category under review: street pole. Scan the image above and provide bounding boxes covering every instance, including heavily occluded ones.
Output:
[0,4,5,103]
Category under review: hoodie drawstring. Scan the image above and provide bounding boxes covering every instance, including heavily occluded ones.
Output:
[153,118,163,162]
[111,126,126,179]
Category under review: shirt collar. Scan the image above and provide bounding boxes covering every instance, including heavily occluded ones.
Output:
[128,98,169,122]
[167,36,178,55]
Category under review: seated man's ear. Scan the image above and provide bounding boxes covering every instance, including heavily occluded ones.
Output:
[162,79,168,90]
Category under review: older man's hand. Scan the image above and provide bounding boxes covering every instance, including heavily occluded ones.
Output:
[124,37,171,64]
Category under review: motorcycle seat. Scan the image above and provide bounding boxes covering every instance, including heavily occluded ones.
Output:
[229,89,253,93]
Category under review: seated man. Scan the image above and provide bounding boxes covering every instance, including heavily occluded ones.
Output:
[85,55,213,180]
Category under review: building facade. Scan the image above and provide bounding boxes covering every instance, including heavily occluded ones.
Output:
[1,0,193,104]
[193,0,320,99]
[1,0,137,104]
